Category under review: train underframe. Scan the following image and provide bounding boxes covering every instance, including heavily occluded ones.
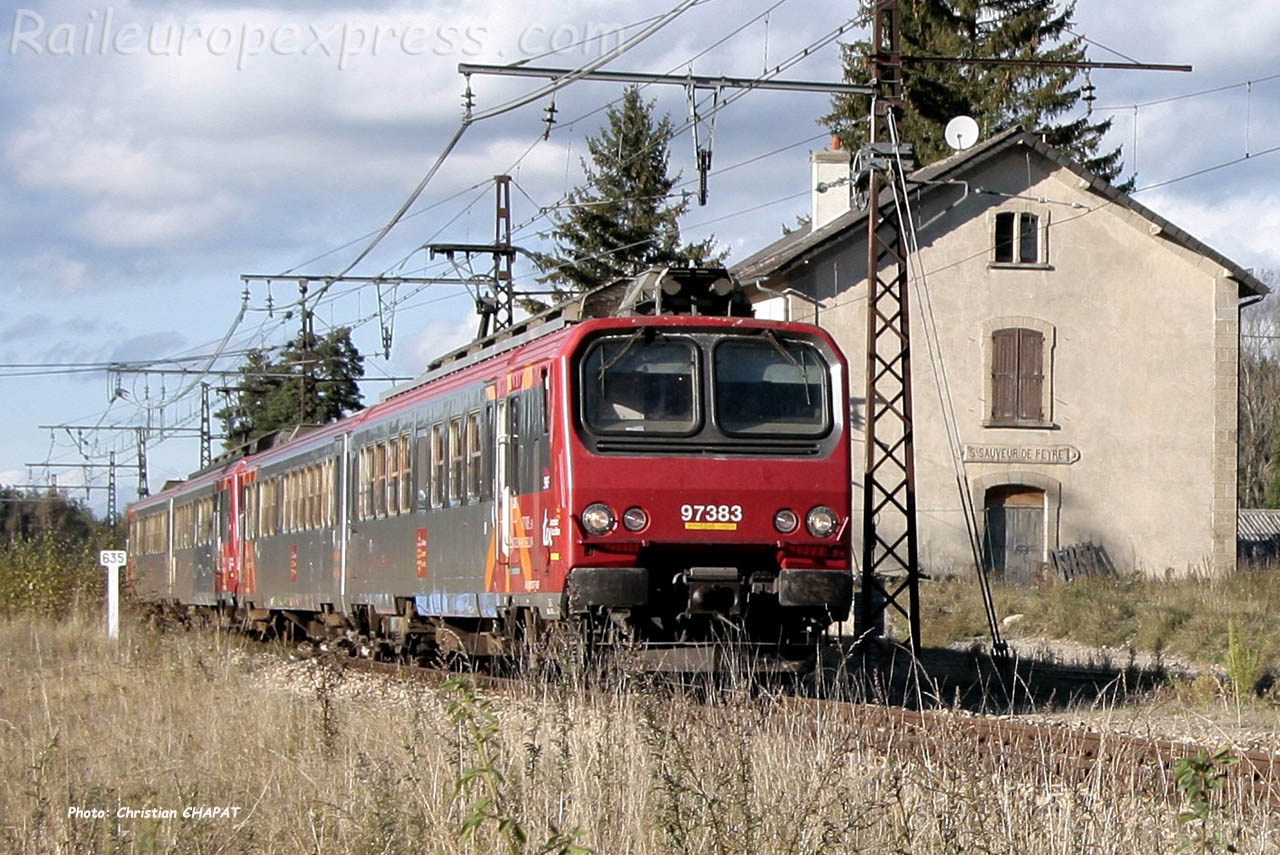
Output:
[149,556,852,676]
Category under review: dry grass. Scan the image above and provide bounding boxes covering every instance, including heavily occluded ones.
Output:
[919,568,1280,681]
[1,616,1278,854]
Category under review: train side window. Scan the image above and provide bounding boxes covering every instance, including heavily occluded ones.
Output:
[244,487,255,540]
[360,446,373,521]
[387,440,400,516]
[263,481,273,536]
[311,465,322,530]
[448,417,464,506]
[373,442,387,518]
[414,429,430,511]
[466,412,482,502]
[507,396,520,495]
[308,466,317,530]
[481,404,495,502]
[326,459,336,527]
[398,435,412,514]
[281,473,290,532]
[259,481,269,537]
[431,423,446,508]
[512,384,549,495]
[302,468,312,530]
[317,464,325,529]
[218,491,229,542]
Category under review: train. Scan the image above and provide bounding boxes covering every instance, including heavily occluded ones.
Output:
[126,268,854,671]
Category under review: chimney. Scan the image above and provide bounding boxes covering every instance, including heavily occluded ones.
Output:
[811,135,853,230]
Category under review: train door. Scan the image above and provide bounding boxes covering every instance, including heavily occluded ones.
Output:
[495,395,512,577]
[217,479,238,597]
[240,477,254,598]
[166,498,176,598]
[504,375,551,593]
[335,436,347,603]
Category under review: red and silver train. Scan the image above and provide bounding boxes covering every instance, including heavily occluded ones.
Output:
[127,270,853,669]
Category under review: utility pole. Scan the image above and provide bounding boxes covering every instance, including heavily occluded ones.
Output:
[851,3,1190,656]
[493,175,514,333]
[200,383,212,469]
[108,450,117,525]
[298,281,314,425]
[856,0,922,655]
[136,428,148,498]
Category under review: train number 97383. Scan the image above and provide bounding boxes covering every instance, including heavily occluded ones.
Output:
[680,503,744,523]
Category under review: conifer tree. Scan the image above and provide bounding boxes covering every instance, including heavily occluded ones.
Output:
[542,86,719,296]
[826,0,1122,181]
[217,326,364,448]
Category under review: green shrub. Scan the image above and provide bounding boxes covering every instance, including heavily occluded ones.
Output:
[0,532,105,617]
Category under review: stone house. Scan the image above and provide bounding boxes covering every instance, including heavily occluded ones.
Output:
[732,128,1267,578]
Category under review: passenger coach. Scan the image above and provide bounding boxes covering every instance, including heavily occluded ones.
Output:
[128,269,854,667]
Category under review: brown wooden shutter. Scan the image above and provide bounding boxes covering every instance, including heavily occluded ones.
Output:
[1016,329,1044,421]
[991,328,1019,420]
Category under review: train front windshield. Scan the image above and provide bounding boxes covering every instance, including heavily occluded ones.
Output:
[713,337,828,435]
[580,331,831,439]
[581,336,698,434]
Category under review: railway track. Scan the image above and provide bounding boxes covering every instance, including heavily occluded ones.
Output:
[312,648,1280,811]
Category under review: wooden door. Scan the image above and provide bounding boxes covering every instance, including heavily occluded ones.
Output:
[983,486,1044,584]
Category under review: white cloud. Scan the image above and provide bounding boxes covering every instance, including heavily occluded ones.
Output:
[8,105,207,199]
[398,303,481,370]
[15,252,88,292]
[74,193,239,247]
[1144,189,1280,272]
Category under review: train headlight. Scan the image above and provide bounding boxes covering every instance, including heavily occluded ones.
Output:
[773,509,799,534]
[581,503,616,535]
[622,507,649,532]
[805,506,838,537]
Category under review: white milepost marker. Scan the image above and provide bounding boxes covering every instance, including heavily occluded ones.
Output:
[99,550,127,640]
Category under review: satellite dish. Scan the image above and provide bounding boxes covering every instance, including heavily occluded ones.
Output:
[945,115,980,151]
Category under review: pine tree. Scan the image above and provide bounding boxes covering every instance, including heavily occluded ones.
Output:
[826,0,1122,181]
[217,326,364,448]
[542,86,720,297]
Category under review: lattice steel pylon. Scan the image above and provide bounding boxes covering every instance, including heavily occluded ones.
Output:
[490,175,515,333]
[857,0,922,656]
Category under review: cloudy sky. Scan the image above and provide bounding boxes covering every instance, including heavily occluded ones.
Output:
[2,0,1278,513]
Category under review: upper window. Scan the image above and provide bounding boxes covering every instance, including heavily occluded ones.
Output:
[990,327,1045,425]
[713,338,830,436]
[993,211,1043,265]
[581,335,698,434]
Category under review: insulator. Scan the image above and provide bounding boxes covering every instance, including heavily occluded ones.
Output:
[542,99,558,141]
[697,148,712,206]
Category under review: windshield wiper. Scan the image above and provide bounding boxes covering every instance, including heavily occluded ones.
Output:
[597,329,646,391]
[762,330,813,406]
